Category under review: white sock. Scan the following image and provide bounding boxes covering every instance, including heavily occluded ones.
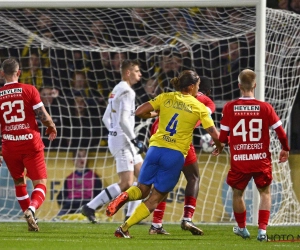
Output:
[259,229,266,234]
[152,223,162,228]
[87,183,121,210]
[29,206,36,214]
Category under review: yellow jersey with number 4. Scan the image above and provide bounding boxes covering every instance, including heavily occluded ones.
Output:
[148,91,214,157]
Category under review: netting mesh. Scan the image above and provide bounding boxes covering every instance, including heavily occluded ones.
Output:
[0,7,299,224]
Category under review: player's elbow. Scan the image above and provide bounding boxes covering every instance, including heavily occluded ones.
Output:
[135,102,153,119]
[134,109,143,117]
[102,116,108,125]
[135,110,147,118]
[118,120,125,129]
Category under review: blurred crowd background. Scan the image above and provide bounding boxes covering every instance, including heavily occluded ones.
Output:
[0,0,299,151]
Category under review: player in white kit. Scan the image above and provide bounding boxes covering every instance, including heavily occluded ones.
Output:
[81,60,145,223]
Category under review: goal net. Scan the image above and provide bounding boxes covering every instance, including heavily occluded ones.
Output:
[0,4,299,225]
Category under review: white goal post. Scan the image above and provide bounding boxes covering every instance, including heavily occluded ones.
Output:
[0,0,299,226]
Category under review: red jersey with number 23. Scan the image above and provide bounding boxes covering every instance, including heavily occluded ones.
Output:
[220,97,281,173]
[0,82,44,154]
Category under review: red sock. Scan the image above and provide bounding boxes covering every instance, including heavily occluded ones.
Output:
[30,184,46,210]
[152,201,166,224]
[183,196,197,219]
[234,211,247,228]
[258,210,270,230]
[15,184,30,212]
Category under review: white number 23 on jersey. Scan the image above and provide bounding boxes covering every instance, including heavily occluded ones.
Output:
[1,100,25,124]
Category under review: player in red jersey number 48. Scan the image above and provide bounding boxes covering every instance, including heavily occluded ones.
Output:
[219,69,289,241]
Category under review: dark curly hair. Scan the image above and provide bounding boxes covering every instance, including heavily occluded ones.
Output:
[170,70,199,91]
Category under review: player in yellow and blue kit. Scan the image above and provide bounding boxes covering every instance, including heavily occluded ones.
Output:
[138,91,215,193]
[106,70,224,238]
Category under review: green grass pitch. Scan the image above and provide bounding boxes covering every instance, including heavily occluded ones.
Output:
[0,222,299,250]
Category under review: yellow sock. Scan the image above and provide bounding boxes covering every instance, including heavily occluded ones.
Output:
[126,186,142,201]
[121,202,150,231]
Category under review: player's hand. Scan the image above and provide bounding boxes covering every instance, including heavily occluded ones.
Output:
[279,150,289,163]
[211,143,225,156]
[131,138,147,154]
[46,125,57,141]
[150,111,159,118]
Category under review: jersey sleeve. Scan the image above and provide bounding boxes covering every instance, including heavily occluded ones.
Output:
[267,103,289,151]
[31,85,43,109]
[195,94,216,127]
[119,90,131,111]
[267,103,281,128]
[119,109,136,140]
[220,102,230,131]
[198,102,214,129]
[219,102,231,143]
[102,103,111,130]
[196,94,216,114]
[148,94,162,111]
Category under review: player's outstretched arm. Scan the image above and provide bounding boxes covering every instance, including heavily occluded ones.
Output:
[135,102,158,119]
[34,106,57,141]
[274,125,290,163]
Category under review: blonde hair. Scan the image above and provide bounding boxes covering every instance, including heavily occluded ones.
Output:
[1,57,19,76]
[238,69,256,91]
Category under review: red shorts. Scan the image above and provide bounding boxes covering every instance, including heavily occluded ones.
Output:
[3,150,47,181]
[184,144,197,167]
[226,168,272,190]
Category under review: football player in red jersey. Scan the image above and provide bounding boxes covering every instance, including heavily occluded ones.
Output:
[219,69,289,241]
[0,58,57,231]
[149,76,216,235]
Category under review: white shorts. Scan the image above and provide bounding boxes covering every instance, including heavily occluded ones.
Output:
[108,135,143,173]
[114,148,143,173]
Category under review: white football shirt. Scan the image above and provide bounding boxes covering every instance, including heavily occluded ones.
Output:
[103,81,136,153]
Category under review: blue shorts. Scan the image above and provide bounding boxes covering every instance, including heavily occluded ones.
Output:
[138,146,184,193]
